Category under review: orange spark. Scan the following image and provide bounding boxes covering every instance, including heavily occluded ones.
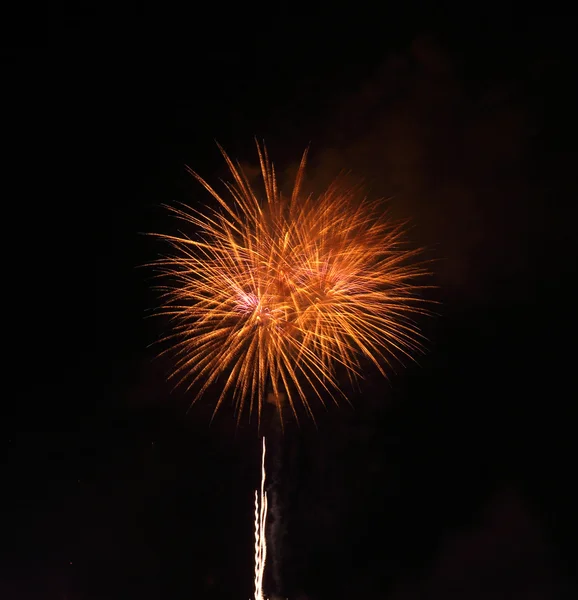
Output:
[149,141,430,423]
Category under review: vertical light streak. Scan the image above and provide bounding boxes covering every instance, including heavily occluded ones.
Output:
[254,437,268,600]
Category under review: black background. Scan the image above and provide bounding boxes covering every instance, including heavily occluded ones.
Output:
[2,3,577,598]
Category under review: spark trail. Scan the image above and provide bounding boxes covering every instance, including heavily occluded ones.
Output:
[254,437,268,600]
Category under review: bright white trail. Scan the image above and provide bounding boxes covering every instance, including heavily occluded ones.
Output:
[254,437,268,600]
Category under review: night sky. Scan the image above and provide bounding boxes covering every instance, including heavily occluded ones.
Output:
[3,4,577,599]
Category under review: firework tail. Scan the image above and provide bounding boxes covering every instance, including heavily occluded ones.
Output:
[254,398,286,599]
[254,437,267,600]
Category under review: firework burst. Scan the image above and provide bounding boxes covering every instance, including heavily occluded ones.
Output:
[149,141,429,423]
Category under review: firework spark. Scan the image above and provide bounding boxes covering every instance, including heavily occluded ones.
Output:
[150,141,429,423]
[254,437,268,600]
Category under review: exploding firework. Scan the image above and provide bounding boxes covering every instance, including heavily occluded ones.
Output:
[150,141,429,423]
[254,437,267,600]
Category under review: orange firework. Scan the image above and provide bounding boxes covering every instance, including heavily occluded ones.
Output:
[150,141,429,424]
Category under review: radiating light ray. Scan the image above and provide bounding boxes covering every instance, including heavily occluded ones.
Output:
[254,437,268,600]
[149,141,431,424]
